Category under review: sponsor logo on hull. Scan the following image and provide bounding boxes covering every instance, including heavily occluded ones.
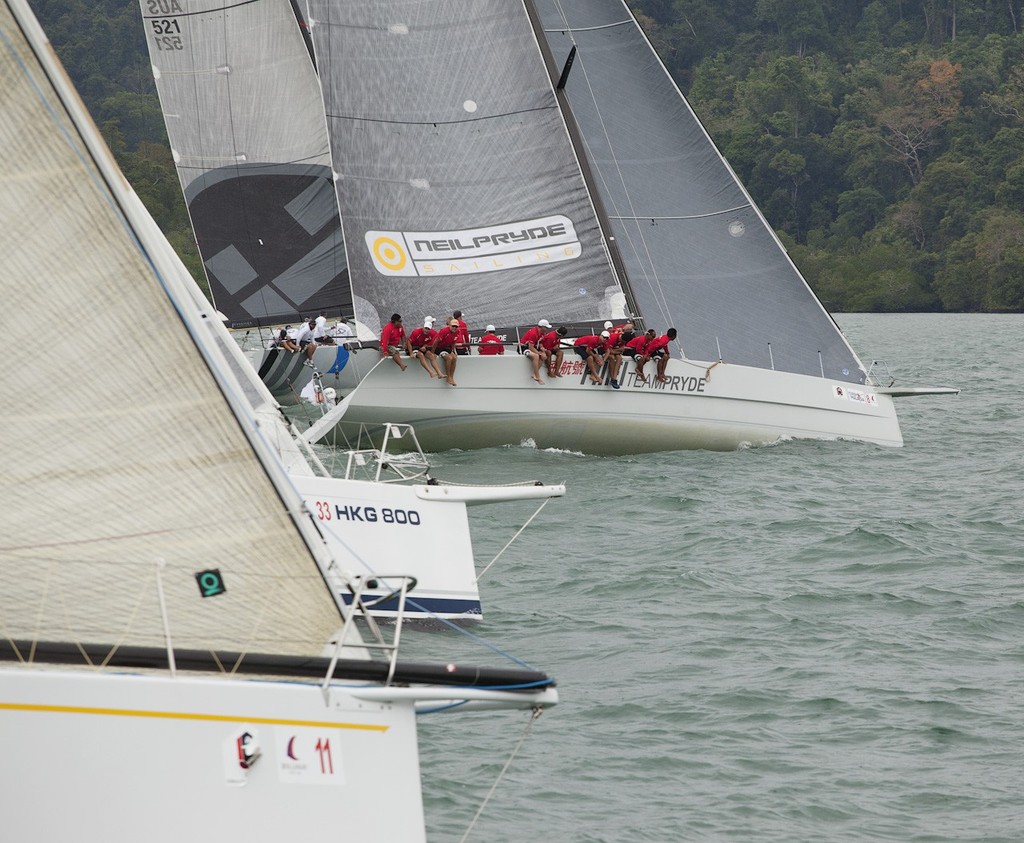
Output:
[833,384,878,406]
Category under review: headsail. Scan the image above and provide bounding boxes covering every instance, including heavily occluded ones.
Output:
[0,0,342,657]
[304,1,625,332]
[141,0,351,328]
[536,0,867,383]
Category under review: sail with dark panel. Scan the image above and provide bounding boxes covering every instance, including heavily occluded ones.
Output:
[141,0,351,328]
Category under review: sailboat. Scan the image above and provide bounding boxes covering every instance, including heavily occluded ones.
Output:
[141,0,956,455]
[0,3,556,840]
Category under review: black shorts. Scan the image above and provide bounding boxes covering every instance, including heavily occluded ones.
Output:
[649,348,666,358]
[574,347,591,360]
[622,348,637,357]
[299,340,313,349]
[456,347,469,356]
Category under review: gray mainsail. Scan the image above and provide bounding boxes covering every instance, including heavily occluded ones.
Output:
[140,0,351,328]
[535,0,866,383]
[304,1,625,332]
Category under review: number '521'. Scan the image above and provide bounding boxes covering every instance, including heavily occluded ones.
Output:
[153,34,183,51]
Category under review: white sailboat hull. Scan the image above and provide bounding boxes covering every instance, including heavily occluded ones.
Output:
[305,355,903,454]
[291,475,483,619]
[0,667,428,842]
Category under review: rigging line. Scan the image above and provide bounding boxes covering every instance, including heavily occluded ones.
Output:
[323,103,556,128]
[139,0,260,19]
[543,19,632,32]
[476,498,552,582]
[608,205,752,222]
[458,708,544,843]
[547,0,674,327]
[397,600,536,671]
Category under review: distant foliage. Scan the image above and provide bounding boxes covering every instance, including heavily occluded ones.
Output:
[33,0,1024,311]
[636,0,1024,311]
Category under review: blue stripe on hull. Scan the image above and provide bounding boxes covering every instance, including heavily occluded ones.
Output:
[340,593,482,618]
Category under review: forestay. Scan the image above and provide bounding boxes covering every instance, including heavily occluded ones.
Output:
[0,1,342,658]
[535,0,866,383]
[140,0,351,328]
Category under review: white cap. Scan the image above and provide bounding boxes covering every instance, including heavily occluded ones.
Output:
[600,330,610,338]
[538,319,552,328]
[424,316,435,326]
[485,324,496,332]
[603,321,613,329]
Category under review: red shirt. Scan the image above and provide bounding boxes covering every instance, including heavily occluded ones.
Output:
[408,327,436,350]
[574,335,606,352]
[478,332,504,355]
[520,326,544,348]
[626,335,652,353]
[539,330,562,352]
[432,326,459,352]
[646,334,672,354]
[455,319,469,349]
[379,321,406,352]
[607,331,624,348]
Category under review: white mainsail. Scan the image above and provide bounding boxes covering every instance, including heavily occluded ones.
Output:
[0,0,340,655]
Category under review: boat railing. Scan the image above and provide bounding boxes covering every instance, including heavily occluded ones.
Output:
[865,360,897,387]
[341,423,433,484]
[322,573,416,696]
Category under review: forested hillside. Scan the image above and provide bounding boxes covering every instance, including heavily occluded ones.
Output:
[31,0,1024,311]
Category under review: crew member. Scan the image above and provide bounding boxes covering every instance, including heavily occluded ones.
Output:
[478,325,505,355]
[573,331,611,386]
[379,313,409,371]
[409,317,443,377]
[431,319,462,385]
[646,328,678,383]
[520,319,551,384]
[540,326,568,377]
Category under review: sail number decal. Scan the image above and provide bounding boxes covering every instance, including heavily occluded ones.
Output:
[312,501,421,525]
[143,0,184,51]
[366,215,582,277]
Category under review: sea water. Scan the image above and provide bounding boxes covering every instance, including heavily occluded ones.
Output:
[359,314,1023,842]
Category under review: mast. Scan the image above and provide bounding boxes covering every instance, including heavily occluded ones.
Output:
[521,0,644,326]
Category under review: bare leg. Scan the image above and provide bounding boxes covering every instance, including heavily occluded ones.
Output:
[528,350,544,384]
[446,354,457,386]
[390,350,407,371]
[634,355,648,381]
[427,351,445,378]
[656,354,669,382]
[587,354,602,384]
[414,351,436,377]
[548,349,564,377]
[609,354,621,382]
